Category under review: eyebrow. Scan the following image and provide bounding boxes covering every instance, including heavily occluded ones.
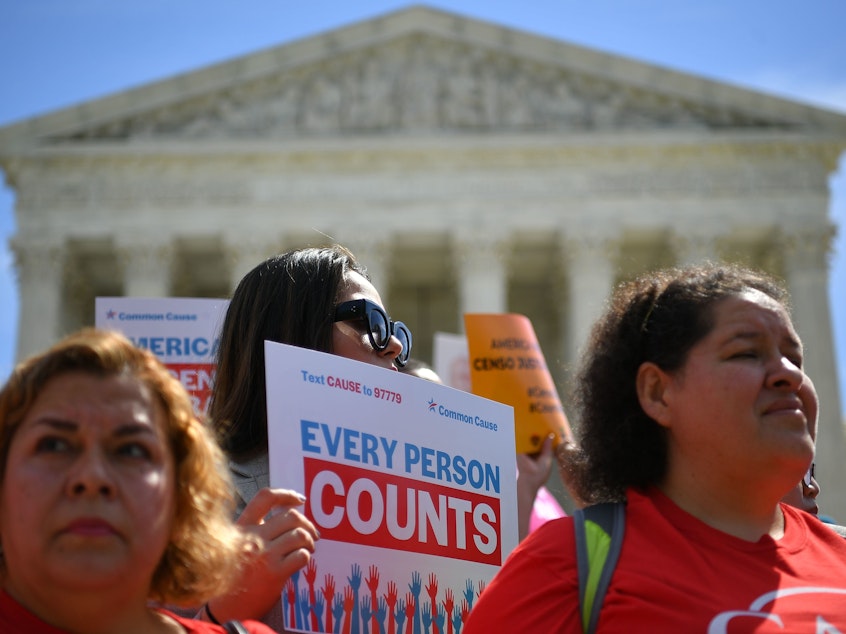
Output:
[32,418,158,437]
[725,330,803,352]
[113,423,158,438]
[33,418,77,432]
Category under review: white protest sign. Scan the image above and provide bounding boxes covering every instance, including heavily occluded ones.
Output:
[265,341,518,634]
[95,297,228,415]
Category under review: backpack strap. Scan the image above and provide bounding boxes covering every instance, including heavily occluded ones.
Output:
[223,621,250,634]
[574,501,626,634]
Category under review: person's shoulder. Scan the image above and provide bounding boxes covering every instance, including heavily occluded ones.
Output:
[826,522,846,538]
[516,514,574,557]
[164,611,275,634]
[815,513,846,539]
[782,504,846,548]
[239,621,277,634]
[494,515,576,583]
[532,513,572,532]
[810,517,846,543]
[228,449,270,479]
[0,589,67,633]
[464,516,581,634]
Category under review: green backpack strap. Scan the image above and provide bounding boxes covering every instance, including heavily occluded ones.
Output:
[574,502,626,634]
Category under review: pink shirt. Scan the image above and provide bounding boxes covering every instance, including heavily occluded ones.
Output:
[529,485,567,533]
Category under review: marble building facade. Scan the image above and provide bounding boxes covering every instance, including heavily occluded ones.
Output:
[1,6,845,513]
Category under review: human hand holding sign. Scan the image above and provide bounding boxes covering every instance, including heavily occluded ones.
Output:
[516,434,555,539]
[207,487,319,622]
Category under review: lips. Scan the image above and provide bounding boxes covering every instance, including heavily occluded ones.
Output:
[62,517,118,537]
[763,397,804,416]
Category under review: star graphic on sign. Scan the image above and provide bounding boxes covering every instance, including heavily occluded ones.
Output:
[428,399,438,412]
[106,310,116,319]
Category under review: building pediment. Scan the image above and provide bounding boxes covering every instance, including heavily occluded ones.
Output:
[2,4,846,151]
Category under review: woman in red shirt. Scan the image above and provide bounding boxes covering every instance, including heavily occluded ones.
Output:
[465,263,846,632]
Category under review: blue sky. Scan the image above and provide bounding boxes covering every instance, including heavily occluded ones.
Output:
[0,0,844,417]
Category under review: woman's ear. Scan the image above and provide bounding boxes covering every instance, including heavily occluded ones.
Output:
[636,362,673,428]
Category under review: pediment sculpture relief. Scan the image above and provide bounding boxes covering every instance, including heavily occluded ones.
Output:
[66,34,794,142]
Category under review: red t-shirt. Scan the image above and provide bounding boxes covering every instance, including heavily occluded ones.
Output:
[0,590,274,634]
[464,487,846,633]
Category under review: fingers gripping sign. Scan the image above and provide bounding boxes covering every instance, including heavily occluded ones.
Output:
[208,487,320,622]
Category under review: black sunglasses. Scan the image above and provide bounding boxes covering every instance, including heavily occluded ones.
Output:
[333,298,412,367]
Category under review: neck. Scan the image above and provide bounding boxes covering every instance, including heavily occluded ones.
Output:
[659,467,785,542]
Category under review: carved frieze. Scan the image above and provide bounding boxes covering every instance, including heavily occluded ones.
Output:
[62,34,794,142]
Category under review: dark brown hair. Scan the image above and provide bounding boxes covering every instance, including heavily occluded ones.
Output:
[210,245,368,455]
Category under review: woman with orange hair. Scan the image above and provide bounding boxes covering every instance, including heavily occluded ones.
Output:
[0,328,273,634]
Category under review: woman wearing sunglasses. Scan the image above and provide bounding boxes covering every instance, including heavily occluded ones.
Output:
[203,245,411,631]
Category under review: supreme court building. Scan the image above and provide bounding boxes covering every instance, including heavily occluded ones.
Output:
[2,7,846,513]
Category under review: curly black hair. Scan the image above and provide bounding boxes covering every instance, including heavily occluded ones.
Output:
[567,262,788,503]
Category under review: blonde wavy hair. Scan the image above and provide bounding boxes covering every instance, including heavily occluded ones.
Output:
[0,327,258,606]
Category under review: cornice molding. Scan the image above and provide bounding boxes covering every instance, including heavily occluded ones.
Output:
[6,134,842,168]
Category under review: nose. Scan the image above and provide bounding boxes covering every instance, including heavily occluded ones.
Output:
[767,355,804,391]
[66,449,116,499]
[382,333,404,364]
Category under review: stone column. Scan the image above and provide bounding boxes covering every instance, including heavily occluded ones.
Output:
[11,239,66,361]
[453,231,508,320]
[561,232,618,363]
[117,239,174,297]
[781,225,846,518]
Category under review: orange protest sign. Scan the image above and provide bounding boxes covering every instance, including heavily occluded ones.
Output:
[464,313,573,454]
